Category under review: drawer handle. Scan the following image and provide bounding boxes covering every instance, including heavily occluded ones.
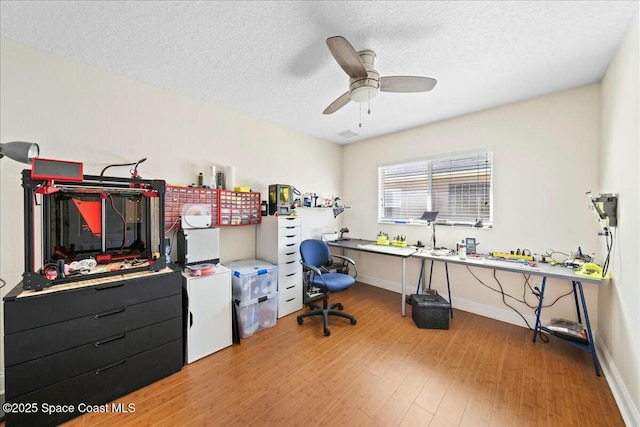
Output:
[286,273,296,277]
[285,260,295,264]
[285,235,296,238]
[94,283,125,291]
[285,243,295,247]
[190,312,194,328]
[286,285,295,290]
[95,359,126,374]
[285,252,295,256]
[285,226,296,229]
[94,307,126,319]
[95,333,126,347]
[285,298,295,303]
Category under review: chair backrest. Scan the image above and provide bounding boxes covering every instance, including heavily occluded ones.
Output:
[300,239,331,268]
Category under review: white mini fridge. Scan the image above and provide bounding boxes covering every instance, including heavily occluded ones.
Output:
[182,265,232,364]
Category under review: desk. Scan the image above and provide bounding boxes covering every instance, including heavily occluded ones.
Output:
[327,239,417,316]
[412,251,606,375]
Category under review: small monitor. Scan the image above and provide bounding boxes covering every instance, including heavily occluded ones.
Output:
[32,158,83,181]
[420,211,438,222]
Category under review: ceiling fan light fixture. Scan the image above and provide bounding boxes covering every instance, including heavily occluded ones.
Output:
[350,85,379,103]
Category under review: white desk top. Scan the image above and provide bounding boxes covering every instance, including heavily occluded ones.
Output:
[412,251,606,285]
[328,239,417,257]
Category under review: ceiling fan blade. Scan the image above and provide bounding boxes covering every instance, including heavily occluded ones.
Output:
[323,92,351,114]
[380,76,437,93]
[326,36,368,78]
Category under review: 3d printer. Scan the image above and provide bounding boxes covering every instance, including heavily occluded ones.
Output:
[21,166,167,291]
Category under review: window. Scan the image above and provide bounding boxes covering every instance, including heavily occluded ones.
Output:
[378,149,493,227]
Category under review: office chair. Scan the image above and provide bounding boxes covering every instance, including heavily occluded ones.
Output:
[297,239,357,336]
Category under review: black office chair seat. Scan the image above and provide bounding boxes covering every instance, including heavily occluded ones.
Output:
[297,239,357,336]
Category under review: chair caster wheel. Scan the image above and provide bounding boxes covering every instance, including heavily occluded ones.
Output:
[337,304,344,310]
[297,318,303,325]
[324,328,331,336]
[351,319,357,325]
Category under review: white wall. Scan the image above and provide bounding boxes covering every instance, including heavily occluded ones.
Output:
[598,14,640,426]
[342,85,602,328]
[0,39,343,393]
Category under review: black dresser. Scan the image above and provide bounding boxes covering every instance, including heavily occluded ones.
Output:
[2,269,183,426]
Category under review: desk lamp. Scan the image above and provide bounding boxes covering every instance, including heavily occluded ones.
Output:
[420,211,438,248]
[339,227,350,241]
[0,141,39,421]
[0,141,40,164]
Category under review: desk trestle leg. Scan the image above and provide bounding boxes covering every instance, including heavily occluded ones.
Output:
[533,277,600,376]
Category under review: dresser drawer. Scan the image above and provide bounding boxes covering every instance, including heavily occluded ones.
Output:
[279,280,301,300]
[278,216,301,228]
[5,271,181,334]
[6,317,182,400]
[5,339,183,427]
[278,224,301,237]
[278,292,303,318]
[278,238,300,255]
[279,270,302,289]
[278,259,301,277]
[278,251,299,265]
[5,294,182,367]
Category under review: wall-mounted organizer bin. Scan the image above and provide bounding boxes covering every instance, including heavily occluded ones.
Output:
[165,186,261,229]
[219,190,261,226]
[165,186,219,230]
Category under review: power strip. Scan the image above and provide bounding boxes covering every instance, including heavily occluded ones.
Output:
[491,251,534,261]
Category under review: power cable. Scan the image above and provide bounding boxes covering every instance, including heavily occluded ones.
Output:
[465,266,576,342]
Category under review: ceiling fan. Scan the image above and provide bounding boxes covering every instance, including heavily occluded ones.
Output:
[323,36,437,115]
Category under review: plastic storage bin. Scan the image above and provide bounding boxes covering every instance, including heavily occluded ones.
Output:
[224,259,278,301]
[411,293,450,330]
[235,292,278,338]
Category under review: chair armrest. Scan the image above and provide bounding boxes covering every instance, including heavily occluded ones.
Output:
[301,261,328,286]
[332,254,355,266]
[300,261,322,276]
[330,254,358,279]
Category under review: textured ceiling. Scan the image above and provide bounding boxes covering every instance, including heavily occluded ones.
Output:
[1,1,638,144]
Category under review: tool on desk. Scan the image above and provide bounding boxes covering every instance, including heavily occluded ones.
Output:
[420,211,438,248]
[392,235,407,247]
[376,231,390,246]
[465,238,477,255]
[576,262,606,278]
[458,241,466,259]
[339,227,350,241]
[491,251,534,261]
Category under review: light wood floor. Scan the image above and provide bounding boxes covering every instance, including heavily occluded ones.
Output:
[10,281,624,427]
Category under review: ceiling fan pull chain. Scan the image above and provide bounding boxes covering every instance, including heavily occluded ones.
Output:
[359,103,362,128]
[368,91,371,115]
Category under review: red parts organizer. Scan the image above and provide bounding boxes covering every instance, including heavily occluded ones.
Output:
[165,186,261,229]
[219,190,261,226]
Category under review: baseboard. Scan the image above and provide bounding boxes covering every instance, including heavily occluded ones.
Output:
[596,336,640,427]
[357,274,402,294]
[357,275,545,328]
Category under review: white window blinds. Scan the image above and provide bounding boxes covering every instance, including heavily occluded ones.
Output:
[378,150,493,227]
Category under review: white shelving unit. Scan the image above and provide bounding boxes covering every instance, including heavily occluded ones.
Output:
[256,216,303,318]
